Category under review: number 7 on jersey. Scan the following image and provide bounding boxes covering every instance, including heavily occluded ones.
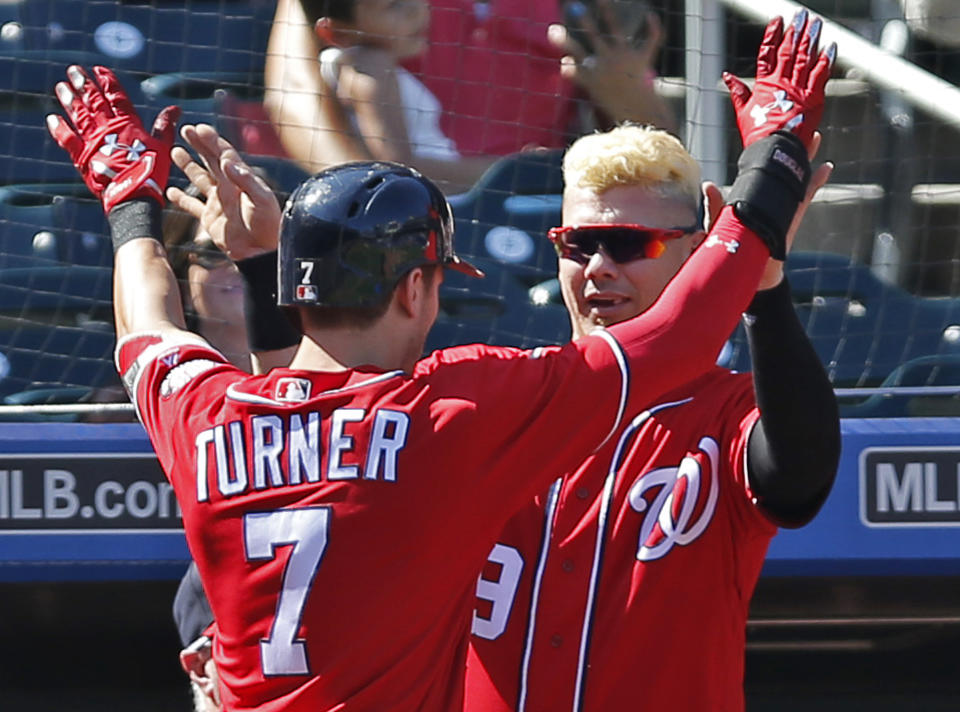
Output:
[243,506,331,676]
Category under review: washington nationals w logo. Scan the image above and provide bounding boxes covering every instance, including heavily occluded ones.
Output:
[627,436,720,561]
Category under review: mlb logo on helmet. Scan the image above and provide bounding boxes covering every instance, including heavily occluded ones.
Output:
[296,284,318,301]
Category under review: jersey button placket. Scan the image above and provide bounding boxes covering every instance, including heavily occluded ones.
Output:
[561,558,574,572]
[550,634,563,648]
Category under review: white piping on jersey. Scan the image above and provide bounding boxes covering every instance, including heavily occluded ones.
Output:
[114,330,222,417]
[571,396,692,712]
[589,329,630,452]
[517,477,562,712]
[225,370,405,406]
[742,415,761,506]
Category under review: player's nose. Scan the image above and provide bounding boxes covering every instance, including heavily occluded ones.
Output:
[583,247,618,281]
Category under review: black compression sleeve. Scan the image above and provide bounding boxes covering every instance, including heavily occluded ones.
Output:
[235,251,301,352]
[744,277,841,528]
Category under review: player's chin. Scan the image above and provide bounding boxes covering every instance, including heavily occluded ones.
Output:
[586,302,639,328]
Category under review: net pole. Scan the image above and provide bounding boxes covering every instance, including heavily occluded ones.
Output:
[685,0,728,185]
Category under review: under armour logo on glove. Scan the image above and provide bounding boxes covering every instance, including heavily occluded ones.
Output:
[99,133,147,160]
[46,65,180,213]
[750,90,796,127]
[722,10,835,150]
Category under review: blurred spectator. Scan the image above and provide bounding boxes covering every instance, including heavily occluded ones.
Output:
[80,190,254,421]
[265,0,498,193]
[901,0,960,47]
[173,562,221,712]
[264,0,675,193]
[163,189,251,371]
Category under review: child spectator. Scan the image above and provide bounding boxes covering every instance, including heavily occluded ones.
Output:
[265,0,675,194]
[266,0,497,193]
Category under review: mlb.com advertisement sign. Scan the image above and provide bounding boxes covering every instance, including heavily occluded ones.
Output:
[0,453,180,533]
[860,446,960,527]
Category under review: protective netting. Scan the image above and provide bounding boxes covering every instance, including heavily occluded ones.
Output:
[0,0,958,418]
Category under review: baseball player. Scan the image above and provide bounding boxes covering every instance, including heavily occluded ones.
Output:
[46,33,816,708]
[465,12,840,712]
[174,561,221,712]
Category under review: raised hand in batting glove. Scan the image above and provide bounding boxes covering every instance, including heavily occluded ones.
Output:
[722,10,835,150]
[46,65,180,213]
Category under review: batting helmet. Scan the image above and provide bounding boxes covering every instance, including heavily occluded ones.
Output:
[278,161,483,308]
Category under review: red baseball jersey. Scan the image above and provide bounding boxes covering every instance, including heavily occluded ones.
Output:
[116,209,767,711]
[466,367,777,712]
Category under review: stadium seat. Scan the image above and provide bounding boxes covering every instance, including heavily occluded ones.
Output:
[0,386,94,422]
[12,1,274,76]
[449,149,564,276]
[141,71,264,129]
[427,255,568,351]
[724,252,960,387]
[0,265,112,314]
[0,183,111,266]
[0,321,117,398]
[0,51,120,184]
[839,354,960,418]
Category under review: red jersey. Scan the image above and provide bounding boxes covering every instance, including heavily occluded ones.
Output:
[116,209,767,711]
[409,0,572,155]
[466,368,777,712]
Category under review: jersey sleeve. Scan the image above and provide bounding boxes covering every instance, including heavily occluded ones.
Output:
[114,330,243,475]
[415,335,629,511]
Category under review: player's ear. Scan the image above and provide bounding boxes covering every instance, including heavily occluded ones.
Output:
[394,268,424,319]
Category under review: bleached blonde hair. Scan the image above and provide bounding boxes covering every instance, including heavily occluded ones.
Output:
[563,125,701,212]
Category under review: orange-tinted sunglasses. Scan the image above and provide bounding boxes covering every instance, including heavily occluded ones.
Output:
[547,223,698,265]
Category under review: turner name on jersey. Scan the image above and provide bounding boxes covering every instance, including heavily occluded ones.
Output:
[194,407,410,502]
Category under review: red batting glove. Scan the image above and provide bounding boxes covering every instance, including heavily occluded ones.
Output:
[722,10,836,150]
[46,65,180,213]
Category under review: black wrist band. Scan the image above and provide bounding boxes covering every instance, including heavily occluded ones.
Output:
[235,251,301,352]
[727,131,811,261]
[108,199,163,252]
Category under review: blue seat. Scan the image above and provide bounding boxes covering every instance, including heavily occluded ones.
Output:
[449,150,564,277]
[723,252,960,388]
[0,183,111,266]
[141,71,263,129]
[0,322,117,397]
[0,53,149,184]
[12,1,274,76]
[0,265,113,313]
[426,256,570,352]
[840,355,960,418]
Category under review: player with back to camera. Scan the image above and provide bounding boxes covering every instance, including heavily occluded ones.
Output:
[46,19,824,705]
[465,12,841,712]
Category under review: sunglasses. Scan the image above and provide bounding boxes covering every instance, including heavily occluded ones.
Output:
[547,223,700,265]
